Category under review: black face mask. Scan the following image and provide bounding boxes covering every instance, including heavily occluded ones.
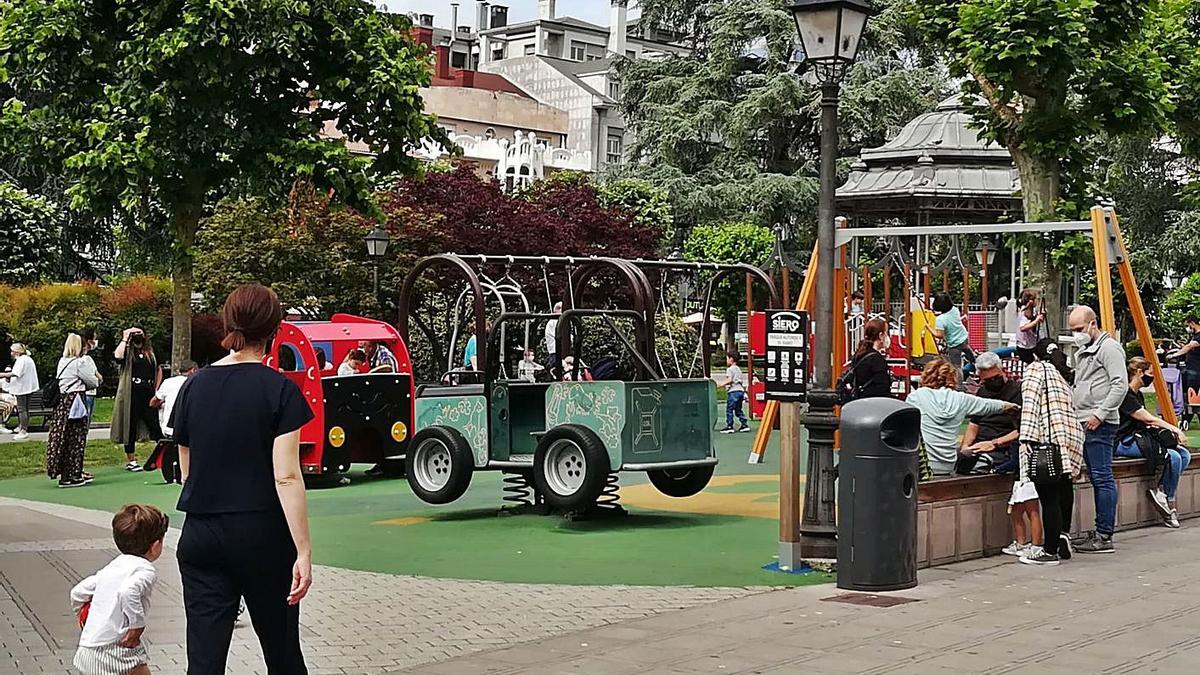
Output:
[1141,374,1154,388]
[983,376,1006,392]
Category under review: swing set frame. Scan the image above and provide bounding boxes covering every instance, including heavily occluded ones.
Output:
[751,206,1176,465]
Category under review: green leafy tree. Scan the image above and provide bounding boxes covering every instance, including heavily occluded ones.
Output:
[908,0,1197,327]
[0,181,58,284]
[619,0,949,233]
[0,0,443,367]
[1162,274,1200,338]
[683,221,775,322]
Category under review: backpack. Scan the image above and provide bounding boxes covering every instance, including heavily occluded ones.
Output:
[40,358,78,409]
[837,356,863,406]
[1133,426,1175,477]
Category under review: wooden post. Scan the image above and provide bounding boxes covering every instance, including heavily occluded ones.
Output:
[862,264,872,314]
[1107,209,1178,427]
[981,246,990,310]
[778,400,800,558]
[882,264,892,323]
[1090,206,1117,335]
[782,266,791,308]
[942,270,949,293]
[961,267,970,315]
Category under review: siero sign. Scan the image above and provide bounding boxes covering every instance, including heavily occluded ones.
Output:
[764,310,809,401]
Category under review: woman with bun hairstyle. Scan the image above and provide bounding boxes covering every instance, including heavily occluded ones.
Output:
[173,284,314,674]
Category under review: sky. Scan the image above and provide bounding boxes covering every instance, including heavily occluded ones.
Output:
[381,1,638,29]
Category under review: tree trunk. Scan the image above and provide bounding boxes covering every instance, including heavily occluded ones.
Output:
[1011,148,1065,335]
[171,205,201,373]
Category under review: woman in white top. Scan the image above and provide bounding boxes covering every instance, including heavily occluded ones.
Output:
[47,333,99,488]
[0,343,39,439]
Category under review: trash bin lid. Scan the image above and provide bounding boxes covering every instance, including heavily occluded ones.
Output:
[840,398,920,456]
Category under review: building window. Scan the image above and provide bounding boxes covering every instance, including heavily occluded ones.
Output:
[451,51,467,68]
[606,134,623,165]
[524,43,535,56]
[607,80,620,100]
[570,41,586,61]
[625,49,637,59]
[484,127,496,140]
[491,44,505,61]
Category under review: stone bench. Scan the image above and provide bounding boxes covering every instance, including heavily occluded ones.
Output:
[916,459,1198,567]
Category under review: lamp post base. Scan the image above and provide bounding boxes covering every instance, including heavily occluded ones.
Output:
[800,387,839,564]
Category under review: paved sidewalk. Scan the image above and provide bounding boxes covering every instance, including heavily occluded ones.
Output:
[0,428,109,444]
[0,498,761,674]
[399,524,1200,674]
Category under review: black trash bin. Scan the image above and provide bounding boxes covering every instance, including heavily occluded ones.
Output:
[837,397,921,591]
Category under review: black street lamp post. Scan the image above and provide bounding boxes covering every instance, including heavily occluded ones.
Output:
[788,0,873,566]
[365,225,391,314]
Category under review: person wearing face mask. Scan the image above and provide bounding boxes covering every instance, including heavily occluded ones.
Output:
[843,318,892,402]
[956,351,1022,475]
[1067,305,1127,554]
[1167,315,1200,427]
[1115,357,1191,528]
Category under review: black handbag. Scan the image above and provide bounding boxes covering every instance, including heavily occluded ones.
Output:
[1027,365,1065,483]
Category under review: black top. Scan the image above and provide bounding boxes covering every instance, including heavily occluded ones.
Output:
[1187,334,1200,373]
[174,363,314,514]
[850,350,892,400]
[129,351,156,388]
[1117,387,1145,441]
[968,378,1022,442]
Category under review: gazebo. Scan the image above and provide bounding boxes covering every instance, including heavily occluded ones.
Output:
[835,94,1026,354]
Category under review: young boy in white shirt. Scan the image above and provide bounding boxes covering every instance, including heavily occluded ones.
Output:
[71,504,169,675]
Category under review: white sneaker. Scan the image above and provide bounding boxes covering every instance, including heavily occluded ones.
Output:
[1148,488,1171,519]
[125,461,143,473]
[0,426,14,434]
[720,427,736,435]
[1165,509,1181,528]
[12,431,29,441]
[1002,541,1029,556]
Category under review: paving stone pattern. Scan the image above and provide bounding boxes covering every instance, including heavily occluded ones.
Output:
[0,498,763,674]
[399,523,1200,674]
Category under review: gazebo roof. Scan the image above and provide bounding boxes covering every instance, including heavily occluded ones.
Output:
[837,94,1022,221]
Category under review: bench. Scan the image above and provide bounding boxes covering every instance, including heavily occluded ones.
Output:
[916,458,1199,568]
[2,391,55,431]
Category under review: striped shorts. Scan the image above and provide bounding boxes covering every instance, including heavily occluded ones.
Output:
[73,643,149,675]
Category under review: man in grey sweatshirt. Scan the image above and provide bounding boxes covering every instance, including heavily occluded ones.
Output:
[1068,306,1126,553]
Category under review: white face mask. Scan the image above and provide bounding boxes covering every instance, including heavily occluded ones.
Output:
[1071,329,1093,348]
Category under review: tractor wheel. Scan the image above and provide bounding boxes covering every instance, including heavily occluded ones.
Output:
[533,424,610,511]
[647,466,715,498]
[405,426,473,504]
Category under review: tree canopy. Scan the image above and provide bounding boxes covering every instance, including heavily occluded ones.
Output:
[0,0,443,366]
[0,181,58,284]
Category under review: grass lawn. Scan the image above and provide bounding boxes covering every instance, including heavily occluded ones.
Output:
[0,420,827,587]
[0,439,153,481]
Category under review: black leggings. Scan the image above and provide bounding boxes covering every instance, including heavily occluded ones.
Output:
[1034,475,1074,555]
[125,385,162,455]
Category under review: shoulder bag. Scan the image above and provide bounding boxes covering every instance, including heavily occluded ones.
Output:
[1027,364,1065,483]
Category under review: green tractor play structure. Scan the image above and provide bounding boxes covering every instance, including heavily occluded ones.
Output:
[397,254,778,513]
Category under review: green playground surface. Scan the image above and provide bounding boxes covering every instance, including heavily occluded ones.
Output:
[0,419,829,588]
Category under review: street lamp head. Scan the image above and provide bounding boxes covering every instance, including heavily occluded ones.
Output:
[974,238,997,267]
[365,225,390,258]
[789,0,874,85]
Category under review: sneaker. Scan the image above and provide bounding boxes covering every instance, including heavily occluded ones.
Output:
[720,427,736,435]
[1165,509,1181,529]
[125,461,143,472]
[57,478,87,489]
[13,431,29,441]
[1001,540,1029,556]
[81,472,93,481]
[1148,488,1171,520]
[0,426,14,434]
[738,425,751,433]
[1058,533,1073,560]
[1076,534,1115,554]
[1019,547,1060,565]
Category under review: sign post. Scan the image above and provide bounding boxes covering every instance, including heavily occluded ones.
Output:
[763,309,809,569]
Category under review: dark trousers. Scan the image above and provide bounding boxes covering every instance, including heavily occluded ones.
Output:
[1034,474,1075,556]
[125,386,162,455]
[15,393,31,431]
[1184,370,1200,423]
[178,511,307,675]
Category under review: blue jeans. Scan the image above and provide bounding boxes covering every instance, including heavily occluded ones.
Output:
[1084,422,1118,536]
[1116,437,1193,501]
[726,390,748,429]
[84,395,96,421]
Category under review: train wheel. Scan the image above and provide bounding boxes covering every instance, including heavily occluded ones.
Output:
[405,426,473,504]
[533,424,609,511]
[647,466,715,498]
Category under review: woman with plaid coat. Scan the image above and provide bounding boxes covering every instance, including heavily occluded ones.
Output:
[1019,338,1084,565]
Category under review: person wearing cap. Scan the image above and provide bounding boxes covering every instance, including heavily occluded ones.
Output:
[0,343,40,440]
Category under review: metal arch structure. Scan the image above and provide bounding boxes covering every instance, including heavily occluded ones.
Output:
[398,254,489,380]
